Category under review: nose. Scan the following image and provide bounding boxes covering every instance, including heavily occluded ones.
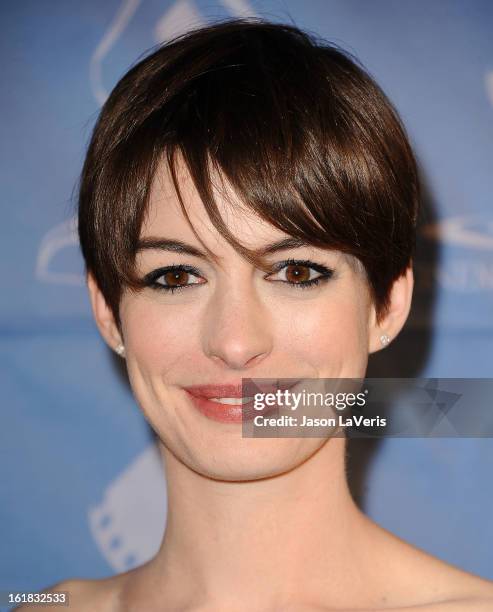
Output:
[201,281,273,370]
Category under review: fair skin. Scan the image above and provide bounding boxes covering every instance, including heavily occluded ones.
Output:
[30,160,493,611]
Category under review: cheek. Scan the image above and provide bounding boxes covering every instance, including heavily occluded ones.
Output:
[277,290,370,373]
[120,297,197,373]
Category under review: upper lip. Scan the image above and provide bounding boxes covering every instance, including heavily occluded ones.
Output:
[184,380,301,399]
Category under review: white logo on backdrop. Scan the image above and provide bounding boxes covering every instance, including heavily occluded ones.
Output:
[90,0,257,106]
[88,443,167,571]
[418,215,493,293]
[35,215,84,285]
[422,214,493,251]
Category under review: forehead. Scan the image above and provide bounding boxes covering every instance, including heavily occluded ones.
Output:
[141,157,290,249]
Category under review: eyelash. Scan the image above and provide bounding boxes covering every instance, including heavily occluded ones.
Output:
[143,259,334,293]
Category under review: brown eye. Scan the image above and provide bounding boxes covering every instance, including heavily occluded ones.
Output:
[145,266,205,293]
[285,264,311,283]
[164,270,189,286]
[265,259,333,288]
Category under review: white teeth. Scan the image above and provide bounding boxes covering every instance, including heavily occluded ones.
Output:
[209,397,254,405]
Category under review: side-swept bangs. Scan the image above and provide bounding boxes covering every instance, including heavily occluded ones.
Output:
[78,18,419,328]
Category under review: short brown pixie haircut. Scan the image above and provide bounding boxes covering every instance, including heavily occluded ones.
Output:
[78,18,419,330]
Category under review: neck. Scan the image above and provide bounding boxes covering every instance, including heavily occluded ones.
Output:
[138,438,383,610]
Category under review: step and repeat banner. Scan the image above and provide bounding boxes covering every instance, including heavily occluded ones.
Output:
[1,0,492,597]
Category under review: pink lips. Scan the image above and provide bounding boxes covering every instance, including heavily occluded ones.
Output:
[184,382,289,424]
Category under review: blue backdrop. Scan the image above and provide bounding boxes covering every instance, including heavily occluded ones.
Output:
[1,0,492,602]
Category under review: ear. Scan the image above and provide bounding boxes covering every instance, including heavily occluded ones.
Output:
[87,272,123,351]
[368,264,414,354]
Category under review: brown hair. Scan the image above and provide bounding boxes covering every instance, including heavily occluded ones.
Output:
[78,18,420,330]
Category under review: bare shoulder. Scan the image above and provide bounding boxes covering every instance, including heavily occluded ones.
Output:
[407,549,493,609]
[406,545,493,610]
[365,517,493,611]
[426,569,493,610]
[419,587,493,611]
[371,569,493,611]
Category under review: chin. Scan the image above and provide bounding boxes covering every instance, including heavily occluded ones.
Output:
[169,435,328,482]
[138,387,332,482]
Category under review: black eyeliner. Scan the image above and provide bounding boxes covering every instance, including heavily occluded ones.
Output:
[143,259,335,293]
[271,258,335,276]
[143,264,204,292]
[268,258,335,288]
[143,265,202,283]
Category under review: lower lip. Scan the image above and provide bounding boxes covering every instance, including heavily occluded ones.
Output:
[185,393,277,424]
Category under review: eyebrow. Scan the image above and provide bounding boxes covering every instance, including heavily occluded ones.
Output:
[135,236,313,259]
[136,238,208,258]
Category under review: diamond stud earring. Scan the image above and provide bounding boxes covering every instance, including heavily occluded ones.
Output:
[115,343,126,358]
[380,334,391,347]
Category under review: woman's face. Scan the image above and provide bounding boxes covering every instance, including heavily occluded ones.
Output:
[117,160,377,481]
